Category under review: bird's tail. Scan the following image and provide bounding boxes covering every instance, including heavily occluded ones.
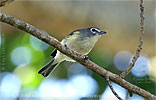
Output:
[38,59,59,78]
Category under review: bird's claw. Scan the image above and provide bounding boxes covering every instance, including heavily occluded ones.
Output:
[64,44,67,47]
[84,55,89,60]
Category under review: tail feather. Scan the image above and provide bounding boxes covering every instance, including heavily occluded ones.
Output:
[38,59,59,78]
[42,63,58,77]
[38,59,54,74]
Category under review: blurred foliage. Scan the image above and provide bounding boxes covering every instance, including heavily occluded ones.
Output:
[0,0,155,100]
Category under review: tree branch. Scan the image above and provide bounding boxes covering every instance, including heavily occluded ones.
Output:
[105,75,123,100]
[120,0,144,78]
[0,13,155,100]
[0,0,14,7]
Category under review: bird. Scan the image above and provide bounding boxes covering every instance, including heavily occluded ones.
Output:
[38,27,107,77]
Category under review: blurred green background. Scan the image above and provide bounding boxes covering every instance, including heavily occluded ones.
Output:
[0,0,155,100]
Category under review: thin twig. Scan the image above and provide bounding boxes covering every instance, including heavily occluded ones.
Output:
[0,0,14,7]
[120,0,144,78]
[0,13,155,100]
[105,75,123,100]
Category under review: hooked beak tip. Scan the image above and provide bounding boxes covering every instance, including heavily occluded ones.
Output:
[100,31,107,35]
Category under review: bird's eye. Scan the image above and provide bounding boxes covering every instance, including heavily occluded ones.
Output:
[90,28,101,34]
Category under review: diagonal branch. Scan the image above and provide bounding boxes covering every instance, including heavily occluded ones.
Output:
[0,0,14,7]
[120,0,144,78]
[0,13,155,100]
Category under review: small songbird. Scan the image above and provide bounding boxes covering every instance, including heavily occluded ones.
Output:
[38,27,107,77]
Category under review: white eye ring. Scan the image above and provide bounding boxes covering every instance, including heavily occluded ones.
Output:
[90,28,101,34]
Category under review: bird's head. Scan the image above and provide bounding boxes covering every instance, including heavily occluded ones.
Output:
[65,27,107,42]
[72,27,106,38]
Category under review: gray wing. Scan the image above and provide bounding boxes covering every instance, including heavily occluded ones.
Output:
[50,31,76,58]
[50,48,57,58]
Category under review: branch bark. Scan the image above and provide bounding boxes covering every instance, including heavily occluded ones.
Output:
[120,0,144,78]
[0,13,155,100]
[105,75,123,100]
[0,0,14,7]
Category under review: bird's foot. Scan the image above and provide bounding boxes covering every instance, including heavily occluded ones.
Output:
[84,55,89,60]
[64,44,67,47]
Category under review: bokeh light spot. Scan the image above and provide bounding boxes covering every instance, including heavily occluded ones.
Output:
[0,72,21,100]
[131,56,150,77]
[114,51,132,71]
[30,35,49,51]
[149,57,156,81]
[13,65,36,86]
[38,78,78,100]
[11,46,32,66]
[19,86,39,100]
[67,63,92,78]
[38,79,58,99]
[100,83,127,100]
[38,75,98,100]
[69,75,98,97]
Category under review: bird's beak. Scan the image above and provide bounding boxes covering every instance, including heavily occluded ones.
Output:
[99,30,107,35]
